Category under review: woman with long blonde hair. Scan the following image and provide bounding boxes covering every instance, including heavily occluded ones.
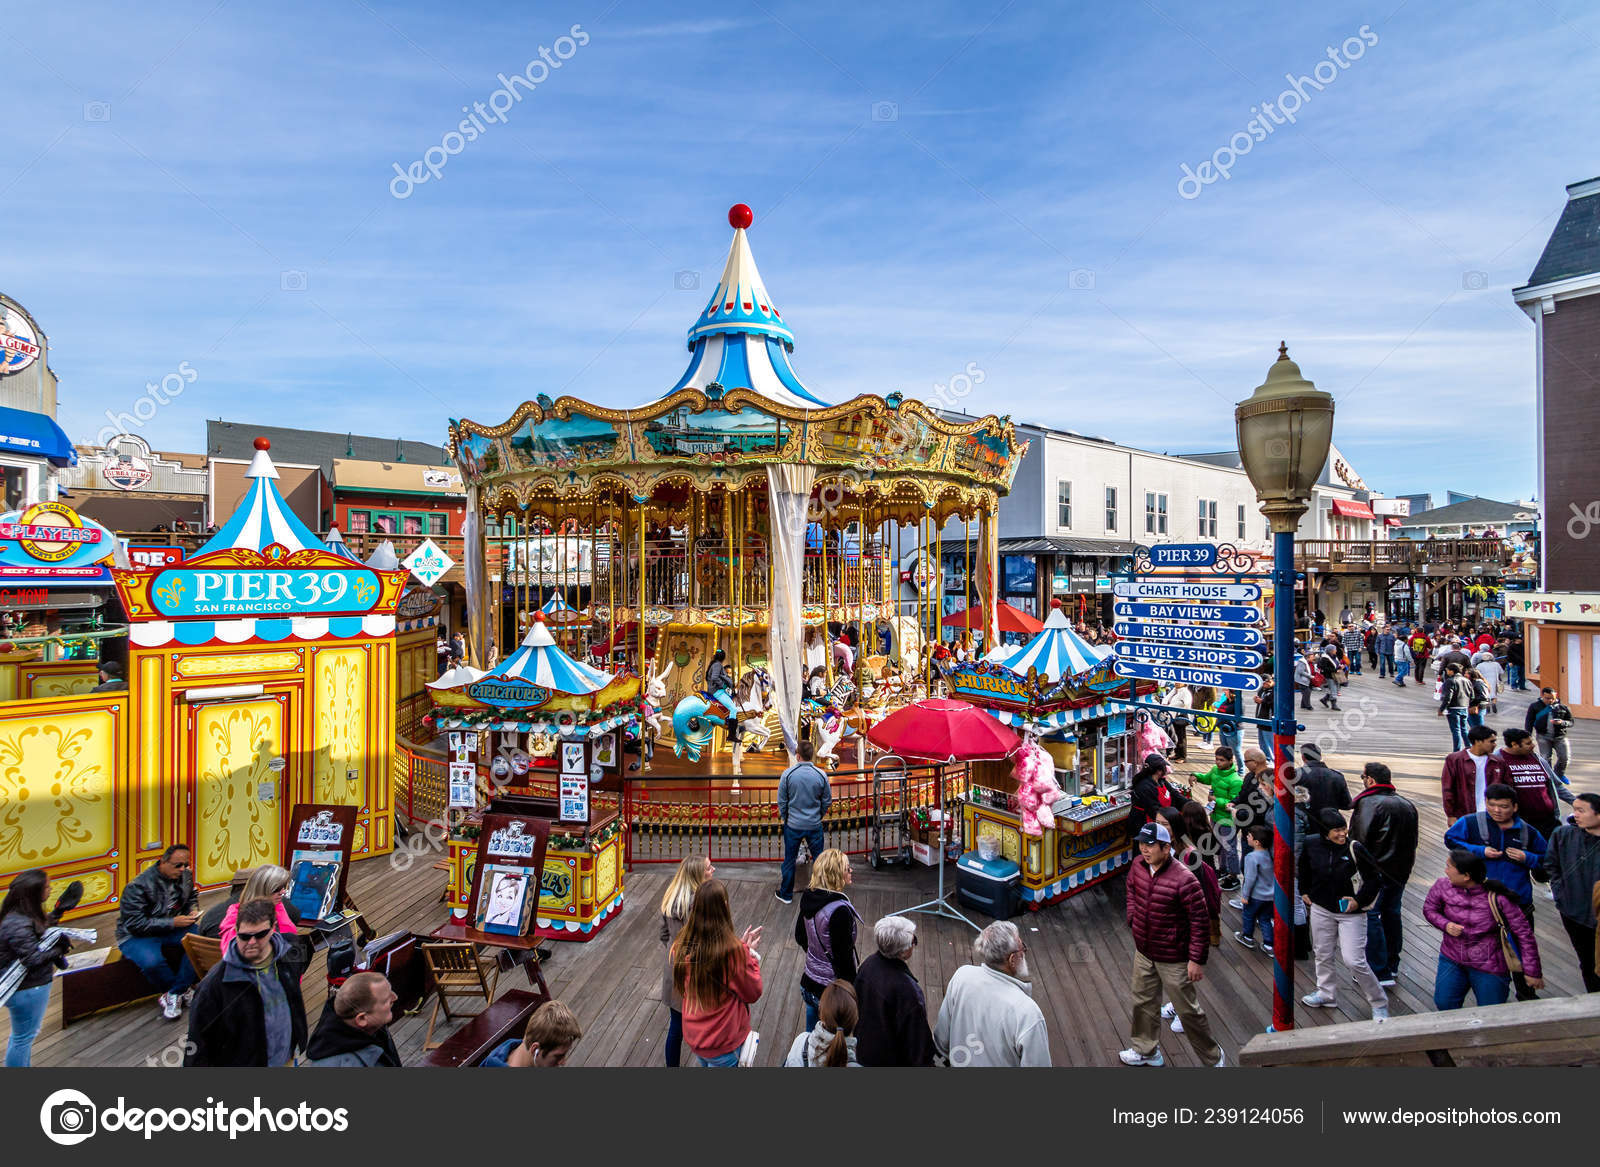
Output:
[794,848,861,1034]
[219,865,297,952]
[672,880,763,1067]
[659,856,713,1066]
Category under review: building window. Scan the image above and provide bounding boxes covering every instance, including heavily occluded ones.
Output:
[1104,486,1117,532]
[428,514,448,536]
[1,465,29,511]
[1057,481,1072,528]
[1198,498,1218,538]
[1002,555,1037,595]
[1237,503,1247,539]
[346,510,370,534]
[1144,491,1168,535]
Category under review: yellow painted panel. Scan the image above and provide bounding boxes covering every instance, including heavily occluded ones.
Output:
[0,661,19,703]
[29,672,98,699]
[594,840,617,902]
[0,708,117,869]
[176,651,300,678]
[193,700,283,887]
[313,647,366,806]
[540,857,575,912]
[138,655,165,850]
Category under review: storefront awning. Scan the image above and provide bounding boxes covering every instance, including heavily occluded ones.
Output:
[1384,516,1403,527]
[0,407,78,467]
[1331,499,1374,519]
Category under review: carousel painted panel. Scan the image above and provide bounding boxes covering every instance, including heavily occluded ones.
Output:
[187,694,292,889]
[21,662,101,699]
[0,696,125,917]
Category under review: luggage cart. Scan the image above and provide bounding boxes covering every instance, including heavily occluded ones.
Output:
[869,754,911,869]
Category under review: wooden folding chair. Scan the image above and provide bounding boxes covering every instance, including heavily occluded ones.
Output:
[420,941,500,1050]
[180,934,224,981]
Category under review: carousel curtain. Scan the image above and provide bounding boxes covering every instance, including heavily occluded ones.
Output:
[767,463,816,754]
[463,488,486,670]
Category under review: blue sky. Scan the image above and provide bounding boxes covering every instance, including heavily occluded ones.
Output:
[7,0,1596,505]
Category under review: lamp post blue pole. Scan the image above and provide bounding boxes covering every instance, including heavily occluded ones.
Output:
[1271,528,1297,1031]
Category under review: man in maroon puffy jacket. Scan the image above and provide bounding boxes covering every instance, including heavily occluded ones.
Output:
[1119,821,1224,1068]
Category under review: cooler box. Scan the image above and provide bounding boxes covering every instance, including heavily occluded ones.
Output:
[955,852,1022,919]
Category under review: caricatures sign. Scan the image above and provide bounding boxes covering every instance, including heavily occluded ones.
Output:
[283,804,358,925]
[464,813,551,946]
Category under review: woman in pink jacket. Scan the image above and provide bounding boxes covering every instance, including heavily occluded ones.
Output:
[1425,848,1542,1010]
[219,865,298,952]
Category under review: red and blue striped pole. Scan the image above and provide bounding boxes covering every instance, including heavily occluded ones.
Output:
[1270,528,1297,1032]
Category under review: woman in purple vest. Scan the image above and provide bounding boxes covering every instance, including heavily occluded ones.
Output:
[793,849,861,1034]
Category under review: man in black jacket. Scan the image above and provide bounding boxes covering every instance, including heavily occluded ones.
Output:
[115,844,202,1019]
[305,972,401,1066]
[1295,745,1352,816]
[853,915,934,1066]
[1349,762,1418,987]
[1526,688,1574,779]
[185,899,309,1067]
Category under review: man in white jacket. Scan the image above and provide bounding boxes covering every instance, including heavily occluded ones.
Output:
[933,921,1050,1067]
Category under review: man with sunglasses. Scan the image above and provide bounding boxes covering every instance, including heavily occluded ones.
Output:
[115,843,202,1019]
[185,898,309,1066]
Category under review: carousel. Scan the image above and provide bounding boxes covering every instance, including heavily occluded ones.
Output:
[444,204,1027,774]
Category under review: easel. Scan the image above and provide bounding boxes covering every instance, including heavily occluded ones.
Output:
[888,761,979,933]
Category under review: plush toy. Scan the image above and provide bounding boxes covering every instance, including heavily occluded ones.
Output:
[1134,714,1171,761]
[1012,736,1064,837]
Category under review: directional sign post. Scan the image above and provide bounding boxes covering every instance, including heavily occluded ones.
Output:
[1113,657,1263,691]
[1113,601,1263,625]
[1114,620,1265,647]
[1113,581,1262,602]
[1114,641,1265,670]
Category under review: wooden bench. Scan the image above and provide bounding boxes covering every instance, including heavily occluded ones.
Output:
[417,987,548,1067]
[59,953,162,1028]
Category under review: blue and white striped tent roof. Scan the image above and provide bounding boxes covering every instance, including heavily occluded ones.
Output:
[1002,604,1111,683]
[540,593,586,623]
[481,615,613,696]
[323,526,359,561]
[657,207,827,411]
[196,442,328,556]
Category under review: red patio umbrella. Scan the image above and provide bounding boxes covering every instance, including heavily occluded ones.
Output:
[941,601,1043,636]
[865,698,1021,763]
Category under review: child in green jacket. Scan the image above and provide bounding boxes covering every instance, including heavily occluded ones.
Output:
[1192,745,1243,889]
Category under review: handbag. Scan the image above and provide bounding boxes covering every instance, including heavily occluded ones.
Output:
[737,1029,761,1067]
[1486,892,1523,976]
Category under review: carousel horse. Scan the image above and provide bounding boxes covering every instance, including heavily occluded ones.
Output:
[643,662,672,736]
[814,701,859,768]
[670,692,735,763]
[732,666,774,755]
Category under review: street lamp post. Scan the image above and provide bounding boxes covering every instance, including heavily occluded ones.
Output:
[1235,343,1335,1033]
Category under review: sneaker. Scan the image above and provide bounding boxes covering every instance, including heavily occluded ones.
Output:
[1219,877,1241,892]
[180,987,196,1007]
[1232,930,1256,950]
[1170,1015,1185,1034]
[1260,942,1274,956]
[1118,1047,1166,1067]
[1160,1002,1176,1021]
[1213,1049,1226,1068]
[1301,991,1337,1008]
[1227,898,1246,911]
[159,991,182,1020]
[774,891,793,905]
[1378,977,1397,988]
[1371,1005,1390,1021]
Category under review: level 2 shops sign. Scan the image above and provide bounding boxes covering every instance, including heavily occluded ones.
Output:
[0,502,116,583]
[114,546,408,622]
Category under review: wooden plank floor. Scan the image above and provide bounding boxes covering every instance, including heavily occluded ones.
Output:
[7,669,1596,1067]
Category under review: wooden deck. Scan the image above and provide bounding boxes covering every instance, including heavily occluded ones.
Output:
[7,671,1596,1067]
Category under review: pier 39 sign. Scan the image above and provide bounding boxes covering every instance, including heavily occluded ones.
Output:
[114,546,408,622]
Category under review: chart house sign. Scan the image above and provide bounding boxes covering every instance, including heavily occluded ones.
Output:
[115,545,408,621]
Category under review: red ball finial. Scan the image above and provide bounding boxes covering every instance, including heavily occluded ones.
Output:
[253,436,271,451]
[728,203,753,230]
[532,610,546,624]
[1051,598,1063,610]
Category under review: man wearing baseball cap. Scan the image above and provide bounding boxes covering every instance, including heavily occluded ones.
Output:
[1119,821,1224,1068]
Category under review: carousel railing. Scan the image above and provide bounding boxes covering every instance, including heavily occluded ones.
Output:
[620,762,969,867]
[611,543,893,613]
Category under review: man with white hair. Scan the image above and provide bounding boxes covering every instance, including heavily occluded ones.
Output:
[853,915,934,1066]
[933,920,1050,1067]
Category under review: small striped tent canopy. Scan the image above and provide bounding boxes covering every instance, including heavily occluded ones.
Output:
[539,593,587,625]
[195,439,328,556]
[480,612,613,695]
[1001,600,1111,683]
[323,526,359,561]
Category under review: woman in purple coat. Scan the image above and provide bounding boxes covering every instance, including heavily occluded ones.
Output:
[1424,848,1543,1010]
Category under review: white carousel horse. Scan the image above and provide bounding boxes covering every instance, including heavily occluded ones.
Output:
[643,661,672,736]
[733,667,775,753]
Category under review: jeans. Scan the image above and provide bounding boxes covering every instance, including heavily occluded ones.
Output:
[1433,954,1510,1010]
[1347,655,1361,675]
[697,1048,742,1067]
[801,985,821,1034]
[1445,708,1469,752]
[1508,663,1524,690]
[1379,652,1394,678]
[1257,727,1273,759]
[665,1008,683,1067]
[1297,683,1312,710]
[1240,898,1275,948]
[1467,708,1484,729]
[1213,821,1242,878]
[5,983,51,1067]
[1537,734,1569,779]
[119,927,200,994]
[1364,880,1405,981]
[1220,728,1241,759]
[1394,658,1410,683]
[779,825,826,898]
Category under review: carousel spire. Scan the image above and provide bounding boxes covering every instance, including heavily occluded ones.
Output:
[660,204,828,409]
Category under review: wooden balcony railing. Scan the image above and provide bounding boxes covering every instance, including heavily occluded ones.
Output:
[1294,538,1511,574]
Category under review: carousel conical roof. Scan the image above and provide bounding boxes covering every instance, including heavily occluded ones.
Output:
[482,613,613,695]
[196,439,327,556]
[539,593,586,624]
[323,526,359,561]
[658,204,828,410]
[1002,601,1110,683]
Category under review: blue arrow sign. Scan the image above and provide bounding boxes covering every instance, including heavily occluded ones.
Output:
[1148,543,1217,569]
[1113,601,1262,624]
[1114,580,1262,602]
[1114,641,1264,670]
[1112,657,1263,691]
[1114,620,1265,647]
